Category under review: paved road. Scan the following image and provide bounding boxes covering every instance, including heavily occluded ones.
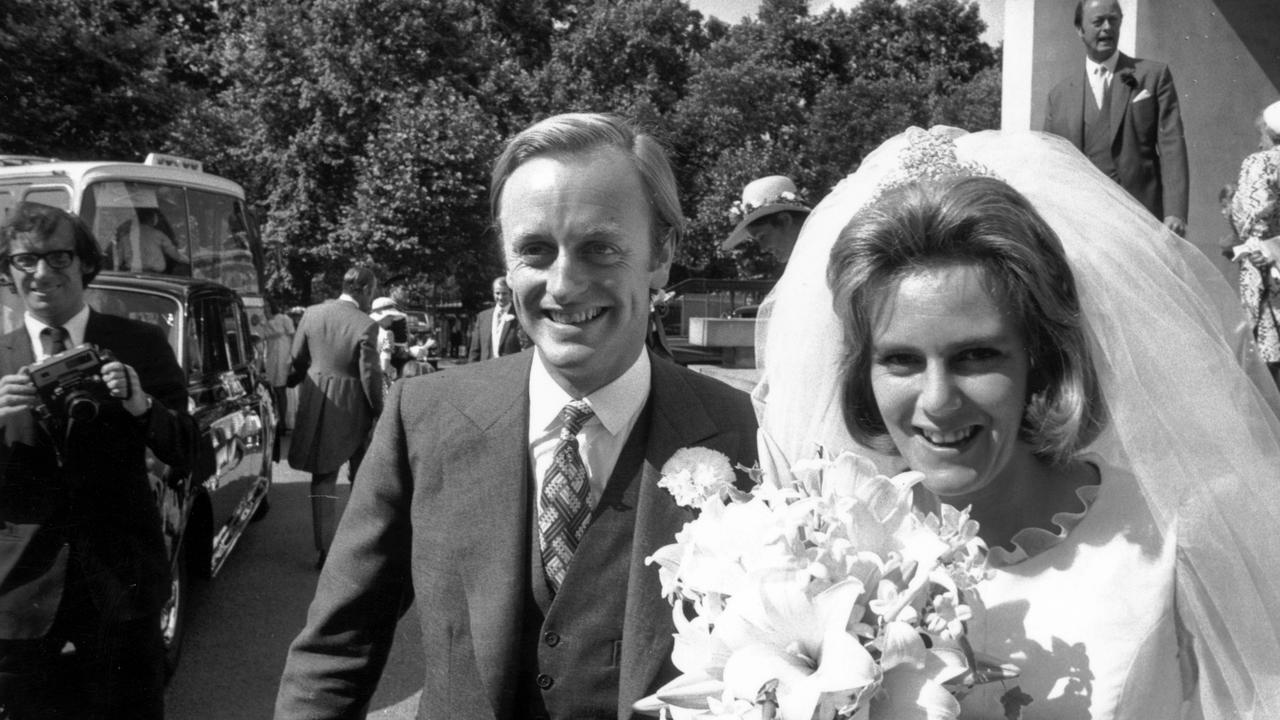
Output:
[164,441,424,719]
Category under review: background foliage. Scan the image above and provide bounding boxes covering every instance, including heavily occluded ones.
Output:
[0,0,999,309]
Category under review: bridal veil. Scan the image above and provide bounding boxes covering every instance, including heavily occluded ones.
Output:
[754,127,1280,717]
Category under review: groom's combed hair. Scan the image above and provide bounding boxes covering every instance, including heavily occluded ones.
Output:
[489,112,683,262]
[827,175,1106,464]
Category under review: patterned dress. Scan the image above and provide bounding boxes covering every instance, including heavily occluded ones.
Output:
[1231,146,1280,363]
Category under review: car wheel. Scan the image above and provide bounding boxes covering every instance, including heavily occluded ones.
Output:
[162,543,189,679]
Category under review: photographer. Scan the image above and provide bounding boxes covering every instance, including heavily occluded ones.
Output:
[0,202,200,719]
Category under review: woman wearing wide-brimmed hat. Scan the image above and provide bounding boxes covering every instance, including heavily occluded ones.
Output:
[721,175,812,262]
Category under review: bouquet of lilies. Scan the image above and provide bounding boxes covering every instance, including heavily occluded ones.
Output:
[635,443,1017,720]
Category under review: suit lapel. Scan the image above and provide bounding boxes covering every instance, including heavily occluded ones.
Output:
[1068,72,1087,147]
[618,356,726,715]
[453,355,534,716]
[1,326,36,369]
[1,327,38,447]
[1109,53,1135,145]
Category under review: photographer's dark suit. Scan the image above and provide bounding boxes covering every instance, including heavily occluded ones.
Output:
[0,310,200,716]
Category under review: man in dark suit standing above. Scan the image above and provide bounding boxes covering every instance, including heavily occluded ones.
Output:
[468,276,527,361]
[276,113,759,720]
[287,267,382,570]
[0,202,200,719]
[1044,0,1189,235]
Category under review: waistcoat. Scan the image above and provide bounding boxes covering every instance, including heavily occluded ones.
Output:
[1083,77,1118,180]
[514,402,653,720]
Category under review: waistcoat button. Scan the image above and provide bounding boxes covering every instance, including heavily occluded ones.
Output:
[536,673,554,689]
[543,631,560,647]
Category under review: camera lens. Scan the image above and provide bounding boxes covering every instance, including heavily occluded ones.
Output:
[65,392,100,422]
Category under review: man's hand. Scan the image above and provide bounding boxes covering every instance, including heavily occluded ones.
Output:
[101,361,149,417]
[0,373,38,421]
[1163,216,1187,237]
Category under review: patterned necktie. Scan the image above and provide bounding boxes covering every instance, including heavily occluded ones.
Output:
[539,400,596,593]
[41,326,68,357]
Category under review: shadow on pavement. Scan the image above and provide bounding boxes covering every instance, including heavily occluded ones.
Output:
[164,463,423,719]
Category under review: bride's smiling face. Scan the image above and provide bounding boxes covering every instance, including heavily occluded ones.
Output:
[869,263,1036,500]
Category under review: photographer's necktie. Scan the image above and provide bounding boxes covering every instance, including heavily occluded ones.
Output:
[539,400,595,593]
[41,326,68,357]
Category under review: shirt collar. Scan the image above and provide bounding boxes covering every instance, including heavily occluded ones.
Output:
[528,349,651,437]
[25,303,91,356]
[1086,52,1118,77]
[337,293,360,308]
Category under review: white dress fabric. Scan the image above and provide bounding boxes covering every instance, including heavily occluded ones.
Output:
[754,127,1280,718]
[960,458,1185,719]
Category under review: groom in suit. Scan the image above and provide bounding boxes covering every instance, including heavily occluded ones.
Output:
[0,202,200,718]
[275,113,759,719]
[1044,0,1189,235]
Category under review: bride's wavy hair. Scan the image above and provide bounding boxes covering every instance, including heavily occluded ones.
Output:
[827,175,1107,464]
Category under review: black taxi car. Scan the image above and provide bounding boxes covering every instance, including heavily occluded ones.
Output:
[38,271,277,674]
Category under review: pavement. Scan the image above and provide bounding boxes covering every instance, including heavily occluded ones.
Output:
[163,437,423,719]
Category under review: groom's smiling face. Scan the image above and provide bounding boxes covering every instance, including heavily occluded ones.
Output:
[499,147,672,397]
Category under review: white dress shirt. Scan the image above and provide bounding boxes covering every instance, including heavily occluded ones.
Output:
[1085,52,1118,109]
[25,304,91,362]
[491,305,512,358]
[528,350,650,509]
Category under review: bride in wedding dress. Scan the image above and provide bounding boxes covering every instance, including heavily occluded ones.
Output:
[754,126,1280,718]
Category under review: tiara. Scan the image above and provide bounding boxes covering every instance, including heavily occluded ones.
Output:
[867,127,1000,203]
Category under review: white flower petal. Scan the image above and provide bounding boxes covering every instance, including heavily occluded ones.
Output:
[878,620,927,671]
[875,666,962,720]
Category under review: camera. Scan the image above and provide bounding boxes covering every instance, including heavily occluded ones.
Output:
[29,343,116,422]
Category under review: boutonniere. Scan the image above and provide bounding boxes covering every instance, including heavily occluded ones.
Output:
[500,312,516,323]
[656,446,739,509]
[1116,68,1137,88]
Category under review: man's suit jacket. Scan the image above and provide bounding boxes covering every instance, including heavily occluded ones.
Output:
[0,310,199,638]
[276,350,759,719]
[468,307,525,362]
[287,299,382,474]
[1044,53,1189,222]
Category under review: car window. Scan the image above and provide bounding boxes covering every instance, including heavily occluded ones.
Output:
[82,181,190,276]
[188,190,258,297]
[223,300,246,368]
[84,288,182,360]
[195,298,230,374]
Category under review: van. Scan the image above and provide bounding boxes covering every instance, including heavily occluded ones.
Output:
[0,153,268,332]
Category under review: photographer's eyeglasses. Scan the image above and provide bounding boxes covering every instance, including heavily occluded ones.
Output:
[7,251,76,272]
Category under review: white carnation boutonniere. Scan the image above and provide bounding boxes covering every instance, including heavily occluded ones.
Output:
[658,446,738,509]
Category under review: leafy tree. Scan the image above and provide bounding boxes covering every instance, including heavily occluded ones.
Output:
[673,0,998,269]
[338,84,504,308]
[0,0,199,159]
[5,0,1000,295]
[524,0,710,118]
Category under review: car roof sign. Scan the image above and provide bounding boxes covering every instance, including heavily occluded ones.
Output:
[144,153,203,172]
